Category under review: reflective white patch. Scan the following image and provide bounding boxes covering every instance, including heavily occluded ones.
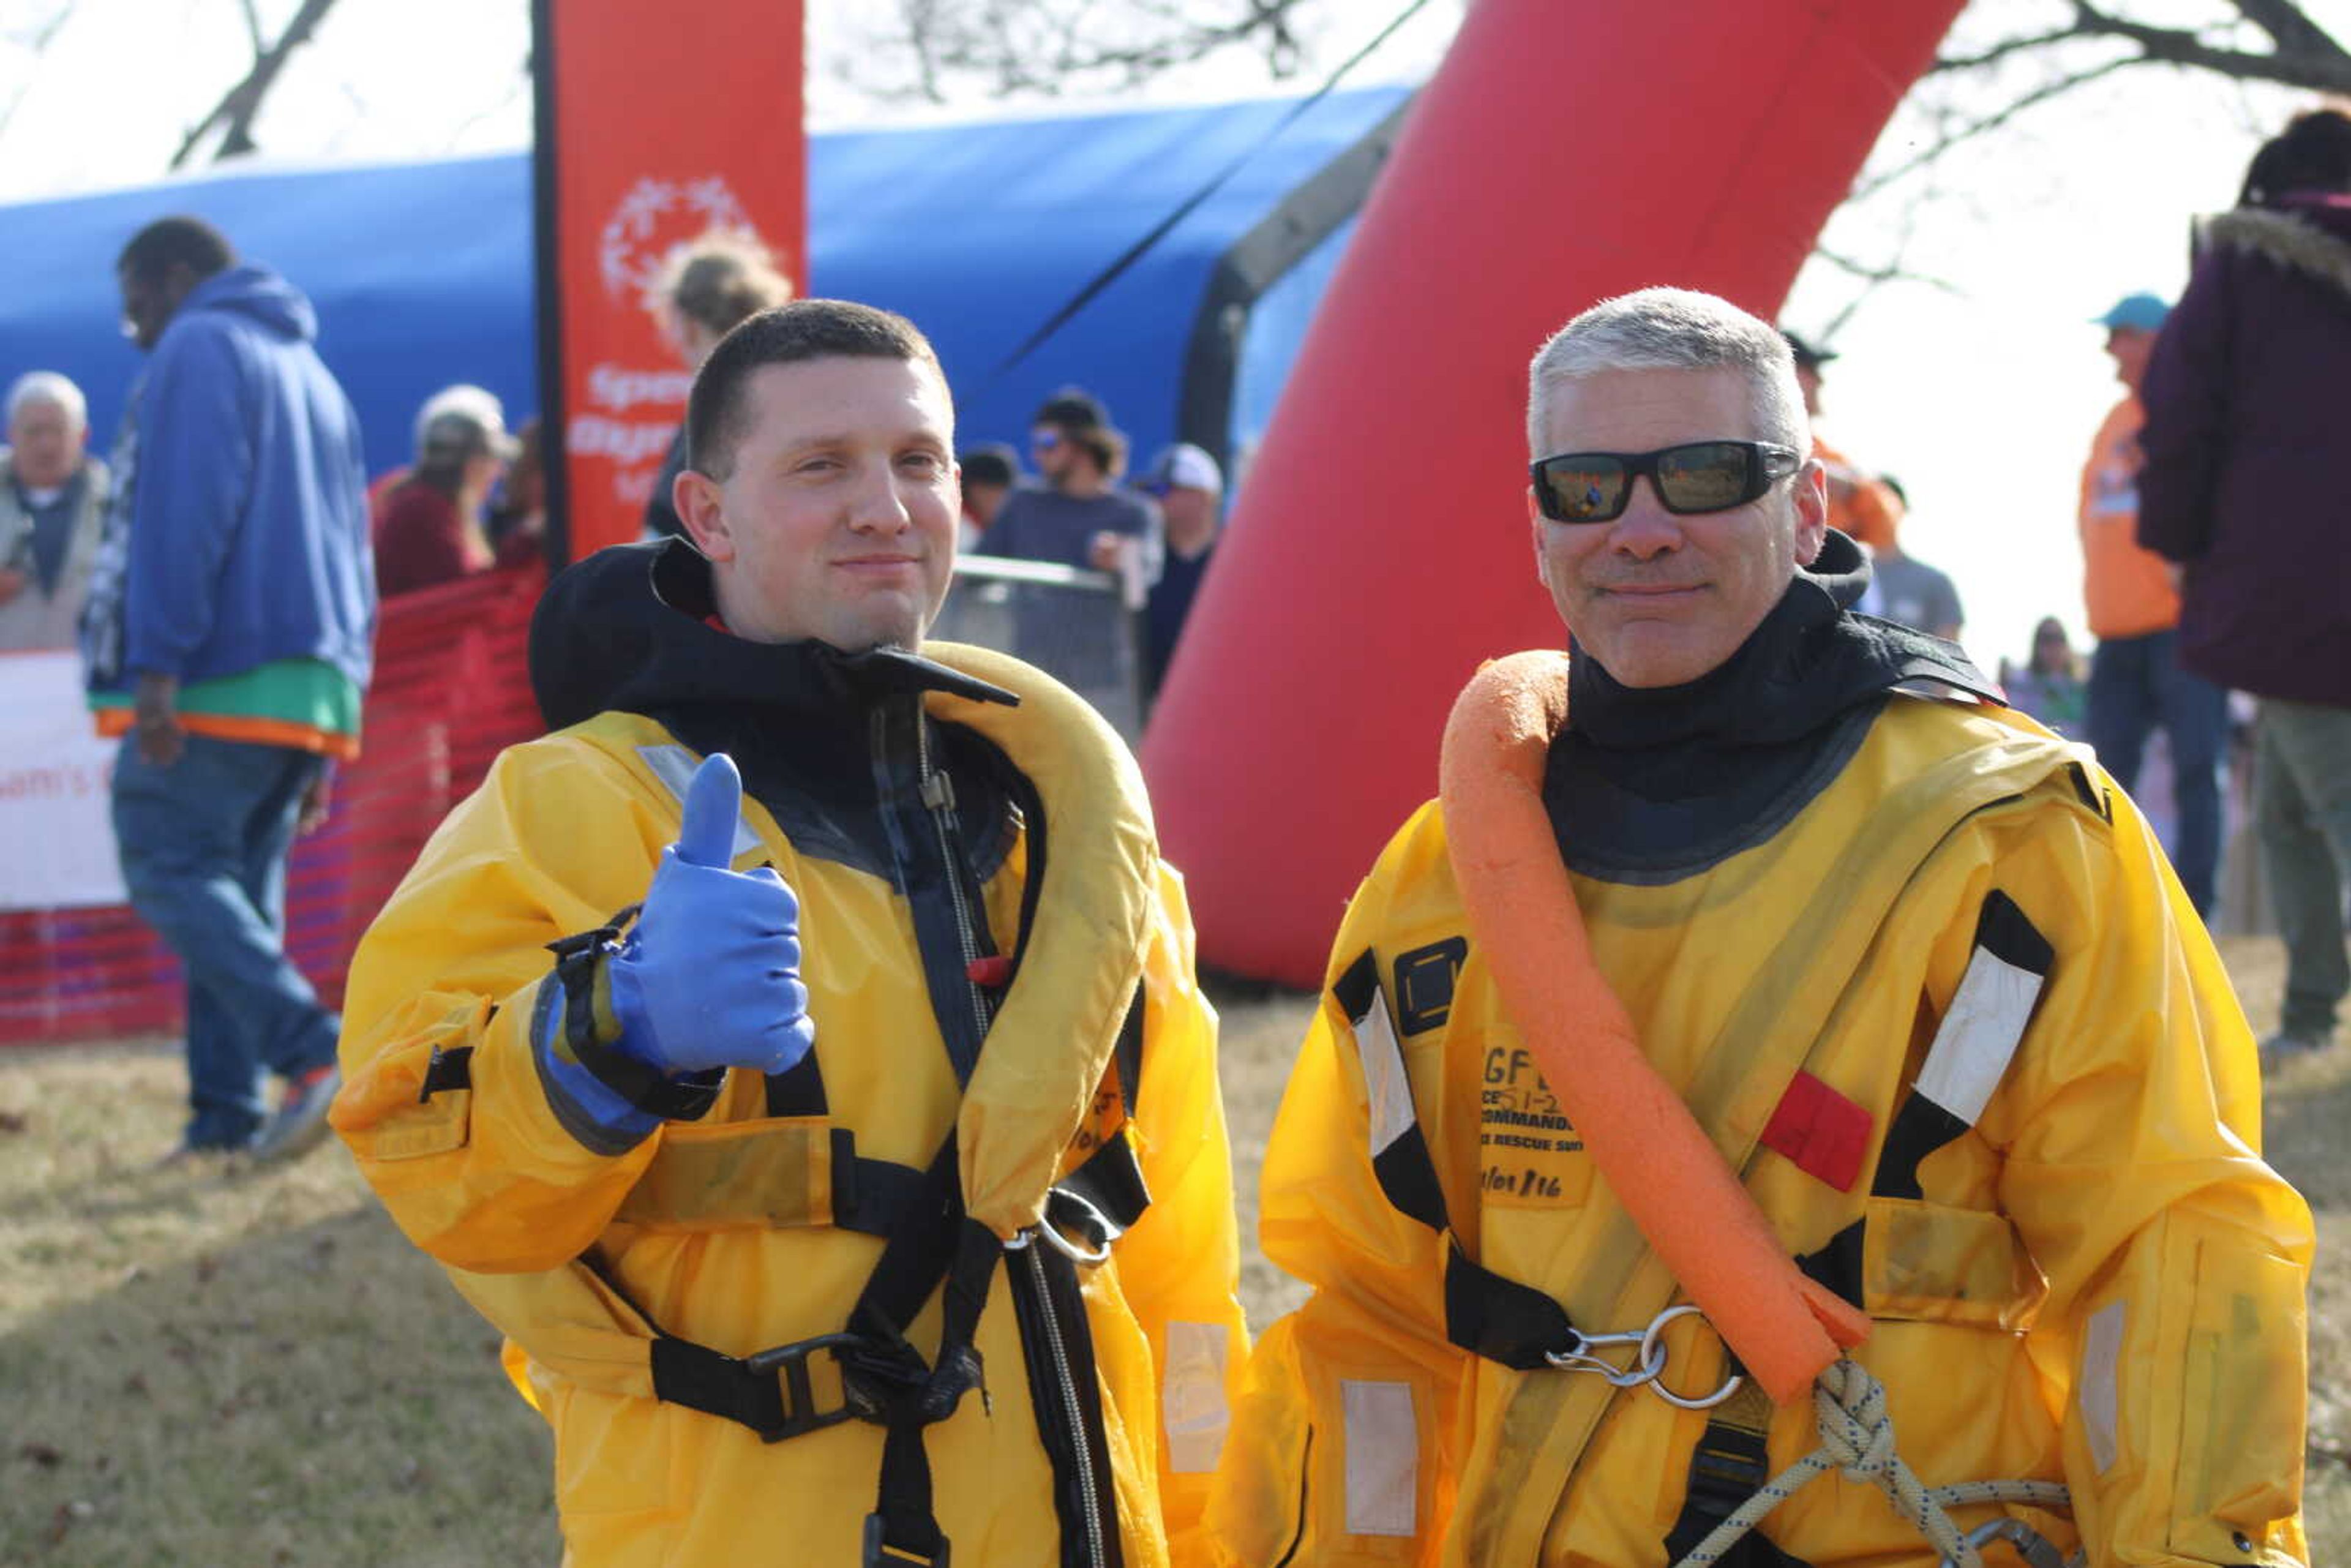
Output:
[1915,947,2045,1127]
[2082,1300,2126,1473]
[637,745,760,860]
[1341,1379,1417,1538]
[1354,991,1416,1159]
[1161,1321,1231,1474]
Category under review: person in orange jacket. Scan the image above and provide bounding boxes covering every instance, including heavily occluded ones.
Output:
[2079,290,2230,918]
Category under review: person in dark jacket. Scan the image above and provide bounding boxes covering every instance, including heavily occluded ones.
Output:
[83,216,375,1160]
[2140,107,2351,1063]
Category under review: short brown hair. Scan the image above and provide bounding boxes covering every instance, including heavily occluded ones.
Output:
[685,300,947,480]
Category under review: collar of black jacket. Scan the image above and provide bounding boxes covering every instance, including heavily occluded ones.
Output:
[530,538,1019,734]
[1566,528,1998,752]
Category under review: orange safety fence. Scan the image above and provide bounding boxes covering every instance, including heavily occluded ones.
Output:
[0,564,549,1047]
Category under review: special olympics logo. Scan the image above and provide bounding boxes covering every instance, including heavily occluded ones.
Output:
[599,175,760,301]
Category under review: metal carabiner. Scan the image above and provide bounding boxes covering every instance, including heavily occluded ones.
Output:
[1937,1518,2069,1568]
[1544,1325,1669,1387]
[1637,1304,1744,1410]
[1543,1304,1744,1408]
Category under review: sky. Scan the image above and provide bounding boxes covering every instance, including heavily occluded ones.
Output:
[0,0,2332,673]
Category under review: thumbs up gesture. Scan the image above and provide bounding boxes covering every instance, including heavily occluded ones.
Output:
[604,753,816,1079]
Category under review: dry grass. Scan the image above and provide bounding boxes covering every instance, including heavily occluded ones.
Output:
[1,942,2341,1564]
[0,1040,555,1566]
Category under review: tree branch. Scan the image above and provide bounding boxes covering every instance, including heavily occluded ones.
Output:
[2225,0,2342,58]
[1928,26,2082,74]
[2068,0,2351,94]
[1850,52,2142,202]
[171,0,343,169]
[852,0,1326,105]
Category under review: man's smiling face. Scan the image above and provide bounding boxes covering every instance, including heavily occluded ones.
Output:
[1530,365,1826,688]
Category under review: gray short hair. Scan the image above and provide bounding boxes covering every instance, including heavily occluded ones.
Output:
[1526,288,1805,457]
[6,371,87,430]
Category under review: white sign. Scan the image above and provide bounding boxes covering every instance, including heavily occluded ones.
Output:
[0,650,125,911]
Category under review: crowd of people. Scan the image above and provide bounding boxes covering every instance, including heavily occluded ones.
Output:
[1767,110,2351,1074]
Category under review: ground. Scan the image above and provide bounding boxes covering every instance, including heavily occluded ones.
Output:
[0,938,2340,1564]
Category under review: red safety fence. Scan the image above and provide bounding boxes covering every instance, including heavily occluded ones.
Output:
[0,565,548,1047]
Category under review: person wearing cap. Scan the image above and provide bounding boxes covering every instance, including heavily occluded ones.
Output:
[1136,441,1223,697]
[1781,329,1899,555]
[1206,287,2309,1568]
[2074,290,2228,921]
[983,388,1161,582]
[2143,107,2351,1062]
[372,384,521,597]
[83,215,373,1163]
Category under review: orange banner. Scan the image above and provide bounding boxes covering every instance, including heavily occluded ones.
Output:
[533,0,805,560]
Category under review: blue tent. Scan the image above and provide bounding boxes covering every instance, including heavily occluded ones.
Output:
[0,86,1411,503]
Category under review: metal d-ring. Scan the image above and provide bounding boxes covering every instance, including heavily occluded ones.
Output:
[1638,1304,1744,1410]
[1033,1186,1115,1267]
[1544,1304,1744,1408]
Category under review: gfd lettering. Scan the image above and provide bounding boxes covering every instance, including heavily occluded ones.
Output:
[1482,1047,1561,1116]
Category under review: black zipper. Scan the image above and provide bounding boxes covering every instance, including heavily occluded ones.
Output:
[917,716,996,1041]
[1010,1239,1124,1568]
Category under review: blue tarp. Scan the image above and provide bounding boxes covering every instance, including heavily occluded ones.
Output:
[0,86,1408,491]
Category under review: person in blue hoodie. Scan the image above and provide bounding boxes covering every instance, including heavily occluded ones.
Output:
[81,216,375,1163]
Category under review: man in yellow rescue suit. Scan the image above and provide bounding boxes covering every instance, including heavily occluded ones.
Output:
[1206,290,2311,1568]
[332,300,1248,1567]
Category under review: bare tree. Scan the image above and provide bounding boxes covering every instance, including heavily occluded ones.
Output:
[170,0,345,170]
[1807,0,2349,334]
[1861,0,2350,200]
[825,0,1337,106]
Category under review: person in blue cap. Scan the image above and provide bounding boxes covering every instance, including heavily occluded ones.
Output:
[2076,288,2229,922]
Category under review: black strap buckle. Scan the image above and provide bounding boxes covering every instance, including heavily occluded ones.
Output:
[741,1331,864,1443]
[863,1510,950,1567]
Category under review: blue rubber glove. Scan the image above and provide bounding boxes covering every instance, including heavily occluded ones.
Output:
[604,752,816,1078]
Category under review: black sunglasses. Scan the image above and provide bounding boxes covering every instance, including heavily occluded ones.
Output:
[1529,440,1803,524]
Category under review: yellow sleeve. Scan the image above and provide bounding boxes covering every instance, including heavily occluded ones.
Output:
[330,735,684,1274]
[1209,828,1468,1568]
[1112,864,1253,1563]
[1973,784,2312,1568]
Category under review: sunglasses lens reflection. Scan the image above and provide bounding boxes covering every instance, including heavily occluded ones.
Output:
[1655,443,1750,511]
[1542,457,1625,522]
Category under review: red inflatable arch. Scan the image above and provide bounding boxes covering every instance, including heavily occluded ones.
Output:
[1140,0,1968,986]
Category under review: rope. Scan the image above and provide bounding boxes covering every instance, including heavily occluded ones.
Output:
[1668,1359,2073,1568]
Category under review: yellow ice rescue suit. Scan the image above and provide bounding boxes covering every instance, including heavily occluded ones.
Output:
[1208,541,2311,1568]
[334,541,1247,1567]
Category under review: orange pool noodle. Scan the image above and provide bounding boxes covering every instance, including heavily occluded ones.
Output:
[1438,651,1869,1405]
